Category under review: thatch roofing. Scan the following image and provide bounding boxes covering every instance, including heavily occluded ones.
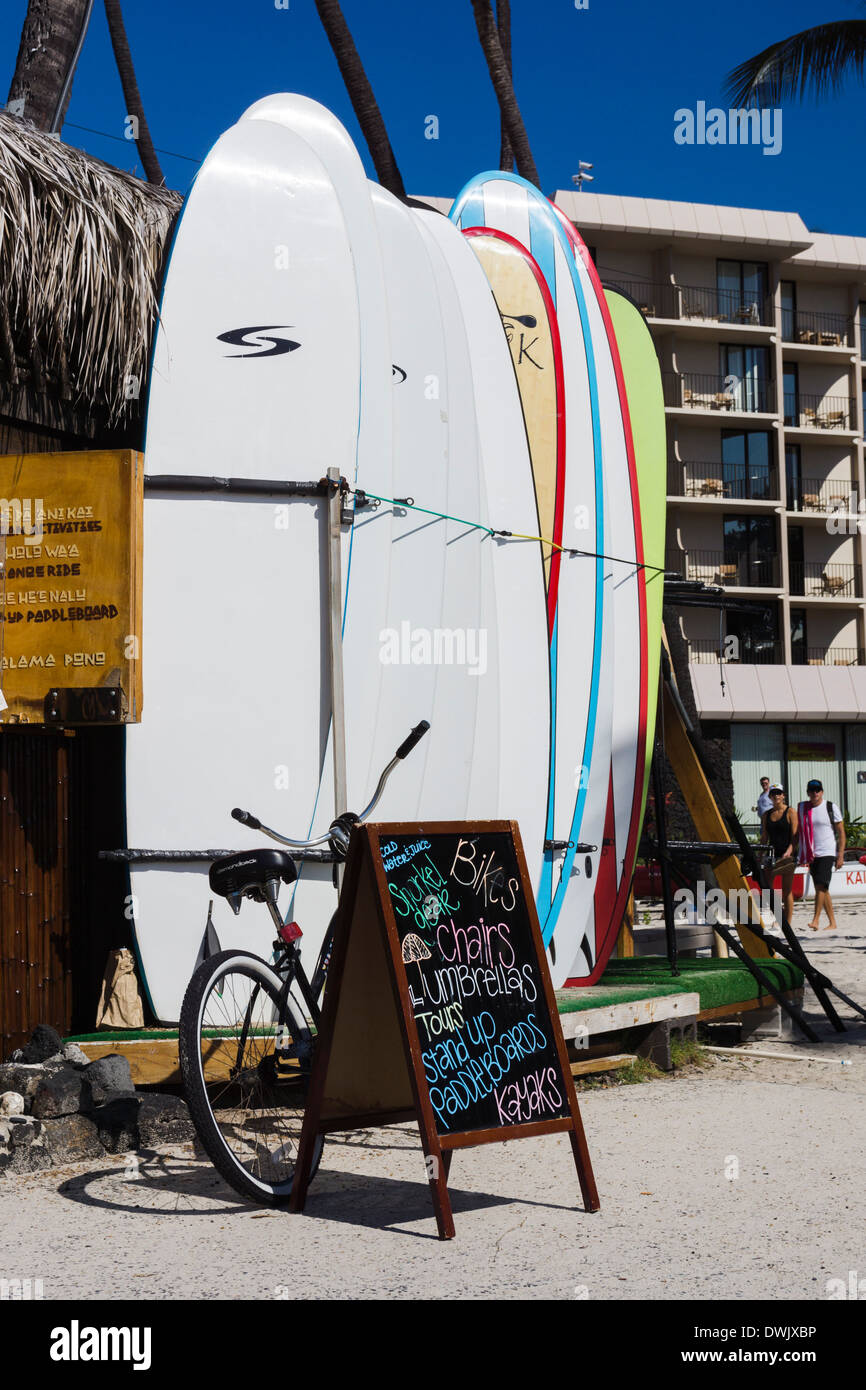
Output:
[0,113,181,445]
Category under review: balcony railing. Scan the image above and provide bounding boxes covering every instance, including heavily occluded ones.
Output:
[782,308,851,347]
[783,391,855,430]
[666,548,781,587]
[668,459,776,501]
[789,561,862,598]
[690,640,866,666]
[664,372,772,413]
[798,646,866,666]
[788,476,856,513]
[603,279,772,326]
[688,638,783,664]
[681,284,772,326]
[603,278,680,320]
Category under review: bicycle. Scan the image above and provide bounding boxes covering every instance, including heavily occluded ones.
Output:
[178,720,430,1206]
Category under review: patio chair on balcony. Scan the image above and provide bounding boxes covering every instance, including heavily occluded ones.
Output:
[820,410,846,430]
[700,478,724,497]
[714,563,739,585]
[638,301,656,318]
[797,328,818,344]
[820,331,842,346]
[820,573,850,596]
[713,392,735,410]
[801,407,817,428]
[801,492,820,510]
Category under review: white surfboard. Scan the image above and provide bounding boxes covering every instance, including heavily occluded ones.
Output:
[127,116,362,1022]
[451,173,613,986]
[415,209,550,893]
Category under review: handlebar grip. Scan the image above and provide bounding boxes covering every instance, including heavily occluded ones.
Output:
[231,807,262,830]
[396,719,430,760]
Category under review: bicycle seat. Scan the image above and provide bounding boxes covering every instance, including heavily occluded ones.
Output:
[209,849,297,910]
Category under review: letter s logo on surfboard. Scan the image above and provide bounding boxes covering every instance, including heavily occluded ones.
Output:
[217,326,301,358]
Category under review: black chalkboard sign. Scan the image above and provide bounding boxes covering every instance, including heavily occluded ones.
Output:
[290,821,599,1239]
[381,827,571,1136]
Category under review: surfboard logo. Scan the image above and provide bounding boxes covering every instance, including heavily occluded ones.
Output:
[217,326,301,358]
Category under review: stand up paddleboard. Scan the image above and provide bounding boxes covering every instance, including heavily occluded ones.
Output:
[604,287,666,834]
[127,116,363,1022]
[451,173,613,988]
[550,205,649,984]
[415,210,550,891]
[241,96,396,957]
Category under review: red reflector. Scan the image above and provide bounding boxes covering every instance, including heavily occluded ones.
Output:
[279,921,303,943]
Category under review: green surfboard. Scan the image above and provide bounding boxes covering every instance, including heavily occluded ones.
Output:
[605,288,667,820]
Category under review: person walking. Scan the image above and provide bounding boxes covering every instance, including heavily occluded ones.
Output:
[761,785,798,926]
[797,779,845,931]
[756,776,773,817]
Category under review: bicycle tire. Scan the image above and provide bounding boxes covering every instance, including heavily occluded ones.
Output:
[179,949,324,1205]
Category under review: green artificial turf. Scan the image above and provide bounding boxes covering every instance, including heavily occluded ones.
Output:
[556,954,804,1016]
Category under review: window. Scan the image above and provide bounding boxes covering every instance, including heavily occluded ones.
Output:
[783,363,799,426]
[790,607,807,664]
[781,281,796,341]
[724,514,777,586]
[721,345,770,412]
[789,524,804,595]
[717,259,768,323]
[722,430,773,500]
[727,601,780,662]
[785,444,802,511]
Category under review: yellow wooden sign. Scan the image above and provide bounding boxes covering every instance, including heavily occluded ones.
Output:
[0,450,143,724]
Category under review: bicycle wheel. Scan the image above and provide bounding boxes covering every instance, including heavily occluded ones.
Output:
[179,949,324,1205]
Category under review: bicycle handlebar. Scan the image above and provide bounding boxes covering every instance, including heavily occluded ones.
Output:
[396,719,430,760]
[230,720,430,853]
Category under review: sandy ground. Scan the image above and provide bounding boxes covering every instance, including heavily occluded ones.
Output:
[2,904,865,1301]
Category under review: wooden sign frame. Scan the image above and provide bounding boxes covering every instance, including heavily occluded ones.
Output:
[290,821,599,1239]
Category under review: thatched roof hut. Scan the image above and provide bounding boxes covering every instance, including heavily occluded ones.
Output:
[0,113,181,451]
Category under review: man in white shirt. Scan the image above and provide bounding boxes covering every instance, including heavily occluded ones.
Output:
[756,777,773,817]
[797,780,845,931]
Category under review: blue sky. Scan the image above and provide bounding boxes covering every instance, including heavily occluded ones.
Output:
[1,0,864,233]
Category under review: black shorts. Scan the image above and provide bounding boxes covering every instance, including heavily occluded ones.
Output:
[810,856,836,890]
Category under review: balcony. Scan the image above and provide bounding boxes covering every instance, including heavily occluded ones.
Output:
[800,646,866,666]
[604,278,679,320]
[666,548,781,588]
[688,638,784,664]
[788,476,856,513]
[783,391,855,431]
[603,279,772,326]
[664,371,772,414]
[668,459,776,501]
[789,561,862,599]
[782,308,851,348]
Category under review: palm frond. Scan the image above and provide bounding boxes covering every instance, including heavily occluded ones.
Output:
[724,20,866,106]
[0,113,181,436]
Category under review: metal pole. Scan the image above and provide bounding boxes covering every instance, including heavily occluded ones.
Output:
[327,468,348,885]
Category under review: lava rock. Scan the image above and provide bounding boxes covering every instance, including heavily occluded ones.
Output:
[0,1117,43,1175]
[81,1054,134,1104]
[31,1066,90,1120]
[30,1114,103,1171]
[90,1094,141,1154]
[0,1064,44,1106]
[15,1025,64,1064]
[137,1093,195,1147]
[62,1043,90,1068]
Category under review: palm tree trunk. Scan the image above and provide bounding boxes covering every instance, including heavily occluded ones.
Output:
[314,0,405,198]
[7,0,91,132]
[470,0,539,186]
[103,0,164,184]
[497,0,514,171]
